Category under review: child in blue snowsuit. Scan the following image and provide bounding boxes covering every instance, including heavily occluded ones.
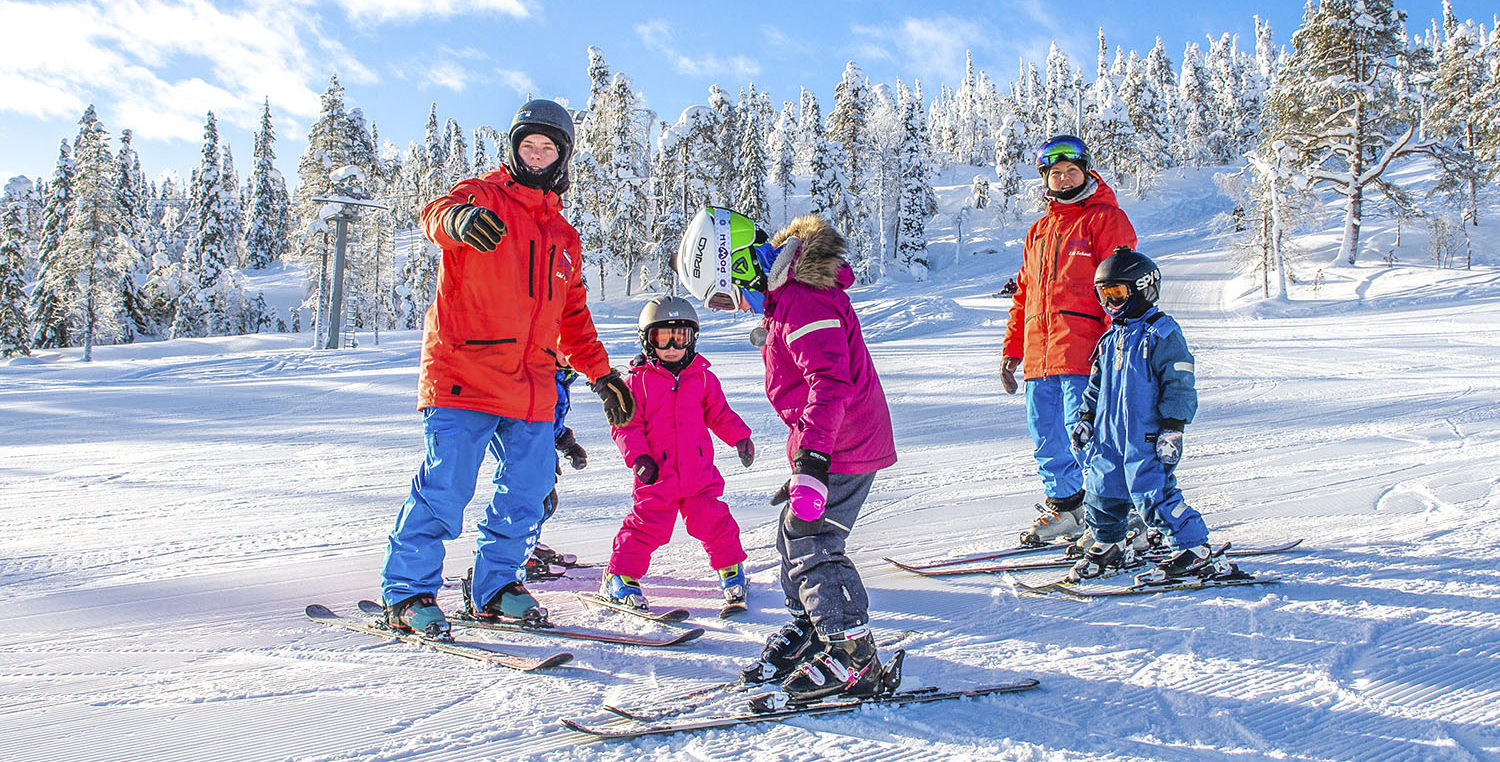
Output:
[1067,247,1241,584]
[528,366,588,574]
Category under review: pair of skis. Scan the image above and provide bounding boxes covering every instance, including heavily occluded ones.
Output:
[887,538,1303,577]
[561,675,1042,738]
[304,604,574,672]
[352,599,705,647]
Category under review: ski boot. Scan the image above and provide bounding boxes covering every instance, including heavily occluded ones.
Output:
[1066,540,1135,582]
[716,563,748,607]
[1067,513,1153,558]
[463,570,548,624]
[1019,490,1085,546]
[600,573,649,611]
[778,629,892,705]
[384,593,451,639]
[1135,544,1249,586]
[741,615,820,684]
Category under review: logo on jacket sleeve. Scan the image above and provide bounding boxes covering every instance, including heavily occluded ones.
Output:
[554,249,575,281]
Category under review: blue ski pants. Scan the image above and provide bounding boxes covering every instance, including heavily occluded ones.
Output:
[1025,374,1089,499]
[381,407,555,610]
[1084,486,1208,549]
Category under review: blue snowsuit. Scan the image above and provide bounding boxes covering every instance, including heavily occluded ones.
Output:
[1079,306,1208,548]
[542,367,578,524]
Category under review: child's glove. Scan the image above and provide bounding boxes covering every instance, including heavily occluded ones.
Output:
[591,370,636,426]
[555,427,587,469]
[1070,419,1094,451]
[1000,356,1021,395]
[632,455,659,484]
[1156,430,1183,465]
[787,449,831,522]
[442,203,507,252]
[736,438,755,468]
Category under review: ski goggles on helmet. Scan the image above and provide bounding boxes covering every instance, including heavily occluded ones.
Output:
[646,325,696,350]
[1036,136,1088,175]
[1095,281,1134,308]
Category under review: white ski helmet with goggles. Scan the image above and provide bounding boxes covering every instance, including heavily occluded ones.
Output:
[637,295,700,361]
[674,206,777,313]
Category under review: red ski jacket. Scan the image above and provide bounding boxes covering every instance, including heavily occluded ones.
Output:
[1002,174,1137,379]
[416,166,612,421]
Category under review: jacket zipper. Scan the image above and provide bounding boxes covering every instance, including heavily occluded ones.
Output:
[547,244,557,302]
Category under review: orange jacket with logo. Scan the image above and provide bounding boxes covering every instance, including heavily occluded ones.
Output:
[417,166,612,421]
[1002,175,1137,379]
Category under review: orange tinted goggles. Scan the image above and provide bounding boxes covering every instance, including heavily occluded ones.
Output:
[1096,282,1133,303]
[647,326,694,349]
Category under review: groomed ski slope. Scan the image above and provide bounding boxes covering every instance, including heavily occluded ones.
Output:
[1,167,1497,761]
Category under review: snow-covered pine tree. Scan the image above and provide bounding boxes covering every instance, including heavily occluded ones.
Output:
[734,85,772,227]
[186,112,239,337]
[951,51,988,166]
[0,203,31,357]
[1426,0,1493,225]
[807,133,846,222]
[115,129,152,338]
[605,73,655,293]
[649,121,687,295]
[1177,43,1217,167]
[829,61,874,201]
[30,140,75,349]
[220,144,243,267]
[864,84,904,263]
[443,118,469,187]
[796,88,823,178]
[1265,0,1428,265]
[708,84,738,205]
[421,103,448,204]
[245,99,291,270]
[472,128,490,173]
[767,101,798,226]
[993,111,1026,216]
[1117,50,1171,194]
[61,106,134,359]
[895,83,930,280]
[1044,43,1080,138]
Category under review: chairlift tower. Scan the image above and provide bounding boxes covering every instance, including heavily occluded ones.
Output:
[311,165,388,350]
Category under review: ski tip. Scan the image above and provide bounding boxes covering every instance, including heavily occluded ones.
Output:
[357,599,384,615]
[658,608,693,623]
[531,652,575,670]
[305,604,336,618]
[673,627,708,645]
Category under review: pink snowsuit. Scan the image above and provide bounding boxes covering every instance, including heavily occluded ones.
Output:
[608,354,752,578]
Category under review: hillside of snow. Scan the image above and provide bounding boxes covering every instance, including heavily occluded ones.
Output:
[2,165,1498,761]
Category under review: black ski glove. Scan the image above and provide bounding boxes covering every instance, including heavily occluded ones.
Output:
[591,370,636,426]
[736,438,755,468]
[443,203,507,252]
[555,427,587,469]
[632,454,659,485]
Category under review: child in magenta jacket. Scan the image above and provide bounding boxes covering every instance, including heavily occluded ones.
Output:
[601,296,755,611]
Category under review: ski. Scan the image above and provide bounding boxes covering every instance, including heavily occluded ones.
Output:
[562,679,1042,739]
[356,599,703,648]
[895,539,1304,577]
[1019,575,1282,598]
[719,599,748,619]
[304,604,573,671]
[573,592,693,624]
[604,679,749,721]
[882,541,1070,572]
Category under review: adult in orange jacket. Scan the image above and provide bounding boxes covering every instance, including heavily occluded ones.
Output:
[1001,135,1137,546]
[379,99,636,637]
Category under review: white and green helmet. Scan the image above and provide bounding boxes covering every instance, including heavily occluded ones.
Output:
[674,206,771,312]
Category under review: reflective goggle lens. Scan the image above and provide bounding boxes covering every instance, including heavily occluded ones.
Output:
[1039,138,1087,168]
[647,326,694,349]
[1096,282,1133,303]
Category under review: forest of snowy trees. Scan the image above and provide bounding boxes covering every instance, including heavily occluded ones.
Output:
[1,0,1496,358]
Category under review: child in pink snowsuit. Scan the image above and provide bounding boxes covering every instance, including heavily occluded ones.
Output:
[601,295,755,610]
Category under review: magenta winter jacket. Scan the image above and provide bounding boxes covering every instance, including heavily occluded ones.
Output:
[761,215,897,475]
[611,354,752,496]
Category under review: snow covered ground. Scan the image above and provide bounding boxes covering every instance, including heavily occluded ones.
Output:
[2,168,1498,761]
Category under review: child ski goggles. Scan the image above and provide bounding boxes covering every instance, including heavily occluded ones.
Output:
[646,326,695,350]
[1095,282,1134,307]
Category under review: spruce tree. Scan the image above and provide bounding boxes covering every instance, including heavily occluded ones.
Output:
[0,203,31,357]
[767,101,798,225]
[895,83,931,280]
[1427,0,1493,224]
[30,140,75,349]
[245,98,291,269]
[62,106,133,359]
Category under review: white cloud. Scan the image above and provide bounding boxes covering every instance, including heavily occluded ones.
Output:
[332,0,531,24]
[0,0,351,144]
[635,19,759,79]
[421,61,471,92]
[494,70,537,98]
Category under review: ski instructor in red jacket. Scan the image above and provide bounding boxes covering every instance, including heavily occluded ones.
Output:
[379,99,636,637]
[1002,135,1137,547]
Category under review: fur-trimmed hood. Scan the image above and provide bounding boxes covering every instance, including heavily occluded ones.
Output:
[767,214,848,291]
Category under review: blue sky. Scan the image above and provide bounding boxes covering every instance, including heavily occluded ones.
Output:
[0,1,1481,190]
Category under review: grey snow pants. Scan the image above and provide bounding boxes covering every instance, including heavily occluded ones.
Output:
[777,470,877,636]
